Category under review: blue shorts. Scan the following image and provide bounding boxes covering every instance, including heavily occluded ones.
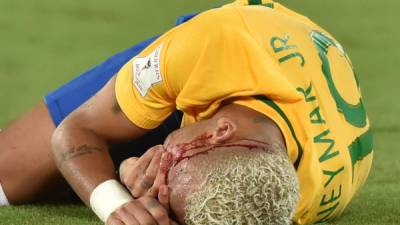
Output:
[44,13,197,164]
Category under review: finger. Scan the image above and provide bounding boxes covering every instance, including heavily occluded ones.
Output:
[158,185,170,212]
[147,152,171,197]
[145,148,163,182]
[136,145,163,168]
[132,174,153,198]
[123,169,141,197]
[106,216,125,225]
[132,151,162,197]
[124,146,160,195]
[132,147,164,198]
[126,200,157,225]
[139,197,170,225]
[116,206,140,225]
[159,151,172,174]
[119,157,139,183]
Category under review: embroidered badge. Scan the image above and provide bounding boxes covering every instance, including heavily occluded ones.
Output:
[132,45,163,96]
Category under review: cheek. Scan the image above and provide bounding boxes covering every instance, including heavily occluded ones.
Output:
[168,161,193,198]
[167,155,210,219]
[169,173,203,225]
[168,161,195,222]
[169,187,185,218]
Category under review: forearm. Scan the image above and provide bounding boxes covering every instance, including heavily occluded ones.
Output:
[52,124,117,206]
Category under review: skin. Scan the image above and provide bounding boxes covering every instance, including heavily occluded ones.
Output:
[0,102,73,204]
[50,76,177,224]
[0,76,173,224]
[114,148,178,225]
[0,74,285,224]
[51,76,147,204]
[120,104,286,224]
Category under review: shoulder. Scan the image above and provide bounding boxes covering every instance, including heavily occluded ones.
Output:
[172,7,246,39]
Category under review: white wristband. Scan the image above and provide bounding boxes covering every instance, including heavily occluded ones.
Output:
[90,179,133,222]
[0,183,10,206]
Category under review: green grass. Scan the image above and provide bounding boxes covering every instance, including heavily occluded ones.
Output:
[0,0,399,224]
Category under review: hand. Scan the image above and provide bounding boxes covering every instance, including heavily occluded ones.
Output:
[106,195,177,225]
[119,157,139,183]
[120,145,172,198]
[107,177,178,225]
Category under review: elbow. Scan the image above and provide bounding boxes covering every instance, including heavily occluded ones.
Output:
[51,122,67,168]
[51,116,107,169]
[51,118,76,169]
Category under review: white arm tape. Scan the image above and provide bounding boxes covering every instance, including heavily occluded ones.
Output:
[90,179,133,222]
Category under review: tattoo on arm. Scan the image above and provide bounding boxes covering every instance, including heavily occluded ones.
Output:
[112,101,122,114]
[58,144,105,167]
[140,177,152,189]
[147,198,160,209]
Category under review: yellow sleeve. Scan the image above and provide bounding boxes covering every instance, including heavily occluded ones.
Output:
[115,42,175,129]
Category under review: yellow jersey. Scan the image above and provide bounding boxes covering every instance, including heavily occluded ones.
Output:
[115,0,373,224]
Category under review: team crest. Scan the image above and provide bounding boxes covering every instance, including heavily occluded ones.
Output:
[132,45,163,96]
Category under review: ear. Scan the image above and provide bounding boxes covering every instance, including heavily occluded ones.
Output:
[210,117,237,144]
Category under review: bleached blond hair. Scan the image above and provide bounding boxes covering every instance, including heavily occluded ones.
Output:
[185,147,299,225]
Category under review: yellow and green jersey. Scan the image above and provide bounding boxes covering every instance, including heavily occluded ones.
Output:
[115,0,373,224]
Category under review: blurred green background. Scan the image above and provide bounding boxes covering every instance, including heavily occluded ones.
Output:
[0,0,399,224]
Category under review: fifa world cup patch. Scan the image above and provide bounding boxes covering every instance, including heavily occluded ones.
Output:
[132,45,163,97]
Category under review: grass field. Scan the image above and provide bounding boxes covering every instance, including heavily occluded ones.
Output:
[0,0,399,224]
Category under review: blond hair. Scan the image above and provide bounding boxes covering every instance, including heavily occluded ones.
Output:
[185,147,299,225]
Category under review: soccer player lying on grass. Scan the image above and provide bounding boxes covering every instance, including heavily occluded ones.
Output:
[0,0,373,224]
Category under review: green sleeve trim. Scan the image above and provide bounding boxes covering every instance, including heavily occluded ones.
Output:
[248,0,262,5]
[263,3,275,8]
[349,129,373,169]
[255,96,303,169]
[248,0,275,9]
